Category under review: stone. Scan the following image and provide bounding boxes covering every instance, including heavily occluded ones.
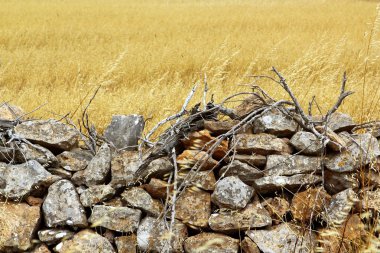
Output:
[315,126,348,152]
[26,196,44,206]
[72,143,111,186]
[38,229,74,245]
[115,235,137,253]
[177,150,218,171]
[143,178,171,199]
[54,229,115,253]
[88,205,141,233]
[175,188,211,228]
[79,185,116,207]
[0,202,41,251]
[184,232,239,253]
[0,103,24,120]
[48,167,72,179]
[361,188,380,211]
[110,151,141,188]
[42,179,87,228]
[179,169,216,191]
[291,187,331,222]
[31,244,51,253]
[14,119,79,151]
[103,197,123,207]
[233,133,293,155]
[263,197,290,224]
[326,133,380,172]
[233,154,267,167]
[234,95,269,118]
[121,187,163,217]
[253,108,298,137]
[241,237,260,253]
[247,223,316,253]
[138,157,174,181]
[265,154,322,176]
[322,188,359,227]
[289,131,323,155]
[204,120,240,135]
[327,112,356,132]
[57,149,93,172]
[137,217,187,252]
[211,176,254,209]
[324,170,358,195]
[219,160,263,185]
[14,143,58,167]
[253,174,322,194]
[104,114,144,150]
[209,202,272,232]
[0,160,60,200]
[361,122,380,138]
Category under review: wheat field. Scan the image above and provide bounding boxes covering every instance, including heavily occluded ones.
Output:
[0,0,379,131]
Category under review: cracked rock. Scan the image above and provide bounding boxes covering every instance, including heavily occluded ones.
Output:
[219,160,263,184]
[327,112,356,132]
[115,235,137,253]
[233,133,293,155]
[57,149,93,172]
[289,131,323,155]
[184,233,239,253]
[110,151,141,188]
[265,154,322,176]
[253,108,298,137]
[138,157,174,181]
[121,187,163,217]
[14,143,58,167]
[79,185,116,207]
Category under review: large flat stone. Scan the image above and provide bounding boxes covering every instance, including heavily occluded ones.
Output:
[110,151,141,188]
[233,133,293,155]
[265,154,322,176]
[219,160,263,185]
[121,187,163,217]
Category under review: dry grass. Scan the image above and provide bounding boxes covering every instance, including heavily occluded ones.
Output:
[0,0,379,132]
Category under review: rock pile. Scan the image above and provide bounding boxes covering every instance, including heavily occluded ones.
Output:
[1,89,380,253]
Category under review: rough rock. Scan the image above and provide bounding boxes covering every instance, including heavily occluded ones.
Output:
[121,187,163,217]
[115,235,137,253]
[184,233,239,253]
[253,174,322,194]
[139,157,174,180]
[181,169,216,191]
[289,131,323,155]
[263,197,290,224]
[211,176,254,209]
[110,151,141,188]
[327,112,356,132]
[14,119,79,151]
[14,143,58,167]
[137,217,187,252]
[48,168,72,179]
[361,188,380,211]
[143,178,171,199]
[324,170,358,195]
[265,154,322,176]
[38,229,74,245]
[253,108,298,137]
[204,120,252,135]
[315,126,348,151]
[209,201,272,232]
[57,149,93,172]
[361,122,380,138]
[234,133,293,155]
[72,143,111,186]
[233,154,267,167]
[26,196,44,206]
[42,179,87,228]
[79,185,116,207]
[177,150,218,171]
[104,115,144,150]
[54,229,115,253]
[234,94,269,118]
[31,244,51,253]
[88,205,141,232]
[0,160,60,200]
[0,202,41,251]
[241,237,260,253]
[219,160,263,184]
[175,188,211,228]
[0,103,24,120]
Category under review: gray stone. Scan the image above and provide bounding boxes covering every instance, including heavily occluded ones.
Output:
[88,205,141,233]
[38,229,74,245]
[253,108,298,137]
[80,185,116,207]
[48,167,72,179]
[327,112,356,132]
[110,151,141,188]
[139,157,173,180]
[265,154,322,176]
[121,187,163,217]
[211,176,254,209]
[234,133,293,155]
[14,119,79,151]
[233,154,267,167]
[0,160,60,200]
[14,143,58,167]
[104,115,144,150]
[57,149,93,172]
[0,103,24,120]
[289,131,323,155]
[72,143,111,186]
[209,202,272,232]
[42,179,87,228]
[184,233,239,253]
[137,217,187,252]
[247,223,316,253]
[219,160,263,184]
[253,174,322,194]
[324,170,358,195]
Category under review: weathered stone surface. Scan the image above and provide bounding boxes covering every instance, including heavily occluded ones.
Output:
[121,187,163,217]
[110,151,140,188]
[253,174,322,194]
[234,133,293,155]
[14,119,79,151]
[0,103,24,120]
[57,149,93,172]
[115,235,137,253]
[55,229,115,253]
[263,197,290,224]
[177,150,218,171]
[31,244,51,253]
[219,160,263,184]
[88,205,141,233]
[184,233,239,253]
[181,170,216,191]
[361,122,380,138]
[265,154,322,176]
[315,126,348,152]
[0,202,41,251]
[48,167,72,179]
[241,237,260,253]
[143,178,171,199]
[289,131,323,155]
[211,176,254,209]
[324,170,358,195]
[104,114,144,150]
[0,160,60,199]
[209,202,271,232]
[291,187,331,222]
[139,157,174,180]
[26,196,44,206]
[204,120,241,135]
[137,217,187,252]
[247,223,316,253]
[72,143,111,186]
[233,154,267,167]
[42,179,87,228]
[38,229,74,245]
[79,185,116,207]
[14,143,58,167]
[234,95,269,118]
[327,112,356,132]
[361,188,380,211]
[325,133,380,172]
[253,108,298,137]
[322,188,359,227]
[175,188,211,228]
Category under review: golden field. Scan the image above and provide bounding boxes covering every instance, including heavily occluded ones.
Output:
[0,0,380,131]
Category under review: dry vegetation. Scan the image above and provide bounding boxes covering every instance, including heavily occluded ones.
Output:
[0,0,379,131]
